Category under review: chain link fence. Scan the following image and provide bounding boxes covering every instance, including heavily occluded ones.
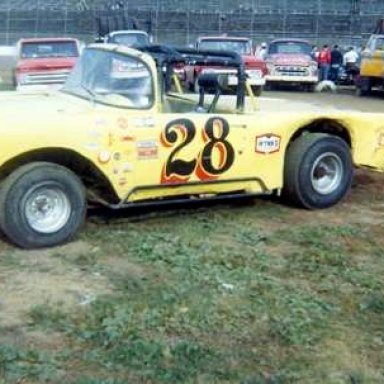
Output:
[0,0,383,45]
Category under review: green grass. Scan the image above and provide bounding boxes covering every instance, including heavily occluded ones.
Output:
[1,201,384,383]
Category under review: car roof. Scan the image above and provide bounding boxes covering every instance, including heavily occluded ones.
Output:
[109,30,149,36]
[198,36,251,41]
[269,38,310,44]
[18,37,78,43]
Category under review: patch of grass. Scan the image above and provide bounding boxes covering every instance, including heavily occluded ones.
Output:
[28,304,70,332]
[4,208,384,382]
[0,344,58,383]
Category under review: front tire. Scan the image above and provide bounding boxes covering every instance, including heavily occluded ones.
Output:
[283,134,353,209]
[0,162,86,249]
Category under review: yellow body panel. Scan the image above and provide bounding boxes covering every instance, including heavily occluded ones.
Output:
[360,34,384,78]
[1,45,384,206]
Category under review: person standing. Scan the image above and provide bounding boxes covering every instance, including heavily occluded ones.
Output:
[330,45,343,82]
[256,42,268,60]
[343,47,359,71]
[318,44,331,81]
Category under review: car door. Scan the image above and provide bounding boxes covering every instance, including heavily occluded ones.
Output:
[121,110,258,201]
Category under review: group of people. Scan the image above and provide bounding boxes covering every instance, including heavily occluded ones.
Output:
[313,44,360,82]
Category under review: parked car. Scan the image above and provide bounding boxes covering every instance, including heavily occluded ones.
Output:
[185,36,267,95]
[265,38,318,91]
[14,37,81,91]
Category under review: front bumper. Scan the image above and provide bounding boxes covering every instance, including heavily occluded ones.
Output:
[201,69,266,87]
[17,83,64,92]
[265,75,318,83]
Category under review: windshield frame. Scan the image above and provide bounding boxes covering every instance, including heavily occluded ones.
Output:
[61,47,156,110]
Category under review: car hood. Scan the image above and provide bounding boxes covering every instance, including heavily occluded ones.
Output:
[267,53,313,66]
[0,91,89,122]
[16,57,78,72]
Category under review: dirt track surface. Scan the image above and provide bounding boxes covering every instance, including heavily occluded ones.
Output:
[264,88,384,112]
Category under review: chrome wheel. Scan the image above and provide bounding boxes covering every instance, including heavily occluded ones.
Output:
[24,184,71,234]
[311,152,343,195]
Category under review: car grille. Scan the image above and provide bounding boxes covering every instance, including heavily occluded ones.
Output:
[275,66,309,77]
[23,70,71,85]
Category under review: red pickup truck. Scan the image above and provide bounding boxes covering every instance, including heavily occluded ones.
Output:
[264,38,318,91]
[14,37,80,90]
[185,36,267,95]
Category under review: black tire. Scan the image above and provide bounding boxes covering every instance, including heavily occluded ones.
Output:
[356,76,371,97]
[0,162,86,249]
[251,86,263,97]
[306,84,316,93]
[283,134,353,209]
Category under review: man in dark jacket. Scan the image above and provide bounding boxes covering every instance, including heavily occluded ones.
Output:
[330,45,343,82]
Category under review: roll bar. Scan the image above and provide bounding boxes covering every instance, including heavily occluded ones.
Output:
[136,45,246,112]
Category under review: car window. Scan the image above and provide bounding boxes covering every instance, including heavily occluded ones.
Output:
[375,38,384,50]
[62,48,154,109]
[110,33,149,47]
[198,40,251,55]
[21,41,79,58]
[268,42,312,55]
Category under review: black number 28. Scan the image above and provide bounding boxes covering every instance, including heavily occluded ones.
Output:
[160,117,235,183]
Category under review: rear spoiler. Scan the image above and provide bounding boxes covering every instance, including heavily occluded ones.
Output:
[136,45,247,112]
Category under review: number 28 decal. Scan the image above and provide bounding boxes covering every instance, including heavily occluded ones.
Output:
[160,117,235,184]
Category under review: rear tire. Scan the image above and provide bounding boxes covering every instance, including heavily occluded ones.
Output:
[356,76,371,96]
[0,162,86,249]
[283,134,353,209]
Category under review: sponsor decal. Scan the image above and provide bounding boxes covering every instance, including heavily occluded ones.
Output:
[95,118,107,127]
[120,135,136,142]
[98,150,111,164]
[255,134,281,154]
[117,117,129,130]
[137,140,159,160]
[88,130,102,139]
[122,162,134,173]
[118,177,127,186]
[84,143,101,151]
[133,117,155,128]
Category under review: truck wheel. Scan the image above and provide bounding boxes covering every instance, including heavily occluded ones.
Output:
[0,162,86,249]
[356,77,371,96]
[283,134,353,209]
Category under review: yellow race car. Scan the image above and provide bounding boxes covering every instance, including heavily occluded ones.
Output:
[0,44,384,248]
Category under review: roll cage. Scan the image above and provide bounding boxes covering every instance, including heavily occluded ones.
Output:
[135,45,247,112]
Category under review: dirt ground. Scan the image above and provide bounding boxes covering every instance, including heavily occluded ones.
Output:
[0,88,384,383]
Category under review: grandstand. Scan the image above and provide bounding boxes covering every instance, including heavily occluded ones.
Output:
[0,0,383,45]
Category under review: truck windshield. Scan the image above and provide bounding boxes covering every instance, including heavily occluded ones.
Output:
[62,47,153,109]
[20,41,79,58]
[198,40,252,55]
[109,33,149,47]
[268,42,311,55]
